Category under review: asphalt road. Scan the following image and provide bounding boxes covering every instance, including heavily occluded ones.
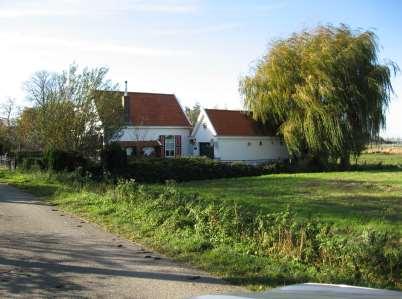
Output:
[0,183,242,298]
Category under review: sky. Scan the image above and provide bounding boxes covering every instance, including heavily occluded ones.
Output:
[0,0,401,137]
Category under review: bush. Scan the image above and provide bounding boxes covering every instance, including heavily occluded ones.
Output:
[44,149,88,172]
[20,157,45,170]
[85,161,104,180]
[15,151,43,165]
[119,157,279,183]
[101,142,127,175]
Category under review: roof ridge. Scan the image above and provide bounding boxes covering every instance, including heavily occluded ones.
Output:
[205,108,248,112]
[98,90,176,96]
[127,91,175,96]
[173,95,192,127]
[205,108,244,111]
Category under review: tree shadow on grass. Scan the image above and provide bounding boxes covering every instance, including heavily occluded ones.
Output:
[13,183,59,198]
[0,184,58,205]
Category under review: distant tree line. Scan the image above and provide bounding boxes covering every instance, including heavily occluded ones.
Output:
[0,98,19,155]
[185,103,201,125]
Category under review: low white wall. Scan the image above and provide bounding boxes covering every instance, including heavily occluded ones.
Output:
[216,136,288,162]
[116,126,192,156]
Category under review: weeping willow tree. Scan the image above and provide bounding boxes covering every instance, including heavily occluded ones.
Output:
[240,24,398,167]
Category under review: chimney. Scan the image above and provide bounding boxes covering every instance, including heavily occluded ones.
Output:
[122,81,130,124]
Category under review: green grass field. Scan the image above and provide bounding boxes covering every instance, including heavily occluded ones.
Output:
[173,170,402,233]
[143,153,402,233]
[0,152,401,290]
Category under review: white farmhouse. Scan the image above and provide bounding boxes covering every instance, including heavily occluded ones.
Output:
[114,90,192,158]
[191,108,288,163]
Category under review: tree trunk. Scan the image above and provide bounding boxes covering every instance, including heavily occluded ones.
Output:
[340,153,350,170]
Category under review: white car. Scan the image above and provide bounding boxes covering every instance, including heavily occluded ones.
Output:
[192,283,402,299]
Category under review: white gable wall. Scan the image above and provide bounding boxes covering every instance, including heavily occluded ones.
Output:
[190,109,219,157]
[116,126,192,156]
[217,136,288,162]
[191,109,289,163]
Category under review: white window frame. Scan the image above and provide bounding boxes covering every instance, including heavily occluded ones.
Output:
[165,135,175,158]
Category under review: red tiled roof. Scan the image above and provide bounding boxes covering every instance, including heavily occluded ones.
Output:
[122,92,191,127]
[204,109,274,136]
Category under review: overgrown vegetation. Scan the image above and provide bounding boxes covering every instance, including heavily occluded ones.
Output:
[16,146,402,183]
[1,155,401,290]
[16,145,287,182]
[99,142,286,182]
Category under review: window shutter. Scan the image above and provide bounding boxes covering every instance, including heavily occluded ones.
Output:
[175,135,181,157]
[159,135,165,158]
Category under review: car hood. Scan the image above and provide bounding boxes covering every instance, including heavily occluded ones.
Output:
[191,283,402,299]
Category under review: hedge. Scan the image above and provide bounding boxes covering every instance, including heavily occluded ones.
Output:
[44,149,89,172]
[15,151,43,165]
[20,157,46,170]
[101,143,127,175]
[116,157,285,183]
[15,146,288,183]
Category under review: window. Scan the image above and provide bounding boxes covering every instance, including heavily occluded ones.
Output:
[126,147,137,156]
[165,135,175,157]
[143,147,155,157]
[126,147,133,156]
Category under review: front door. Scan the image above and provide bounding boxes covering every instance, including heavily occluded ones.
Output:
[199,142,214,159]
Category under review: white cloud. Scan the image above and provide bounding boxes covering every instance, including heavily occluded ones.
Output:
[149,23,240,36]
[0,9,79,18]
[128,2,199,13]
[0,33,191,57]
[0,0,200,18]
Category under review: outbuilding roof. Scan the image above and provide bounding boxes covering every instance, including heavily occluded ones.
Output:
[204,109,274,136]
